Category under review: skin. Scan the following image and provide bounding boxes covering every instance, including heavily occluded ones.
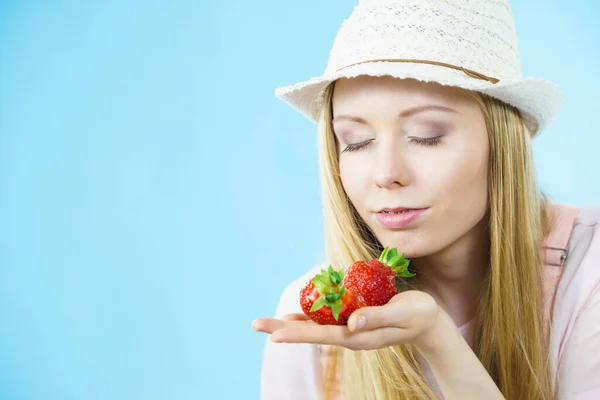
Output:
[252,77,505,399]
[332,76,490,327]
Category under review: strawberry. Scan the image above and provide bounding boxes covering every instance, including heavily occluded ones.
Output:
[342,247,415,307]
[299,266,365,325]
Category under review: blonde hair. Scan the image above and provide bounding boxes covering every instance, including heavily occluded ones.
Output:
[316,80,556,400]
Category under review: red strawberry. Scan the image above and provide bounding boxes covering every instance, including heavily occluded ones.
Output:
[342,247,415,307]
[300,266,365,325]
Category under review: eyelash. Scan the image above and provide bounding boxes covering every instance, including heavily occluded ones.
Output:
[409,136,443,147]
[342,136,444,153]
[342,139,373,153]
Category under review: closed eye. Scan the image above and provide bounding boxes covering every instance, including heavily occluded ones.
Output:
[341,139,374,153]
[409,136,443,147]
[341,136,444,153]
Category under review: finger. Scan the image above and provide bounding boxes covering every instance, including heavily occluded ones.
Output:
[347,291,439,332]
[271,323,351,344]
[347,303,409,332]
[342,327,405,350]
[273,324,404,351]
[281,313,310,322]
[252,317,314,334]
[251,317,286,333]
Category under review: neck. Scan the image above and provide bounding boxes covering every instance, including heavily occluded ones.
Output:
[411,219,489,327]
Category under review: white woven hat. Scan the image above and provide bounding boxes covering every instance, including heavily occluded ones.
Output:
[275,0,563,136]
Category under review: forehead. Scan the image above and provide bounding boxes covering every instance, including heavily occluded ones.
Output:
[332,76,475,112]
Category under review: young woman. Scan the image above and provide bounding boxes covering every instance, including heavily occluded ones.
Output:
[252,1,600,399]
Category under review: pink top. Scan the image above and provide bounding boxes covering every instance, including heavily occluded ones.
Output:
[259,204,600,399]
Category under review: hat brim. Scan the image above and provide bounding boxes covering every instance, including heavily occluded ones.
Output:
[275,62,563,136]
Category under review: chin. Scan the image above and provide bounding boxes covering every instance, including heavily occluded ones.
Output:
[379,232,428,259]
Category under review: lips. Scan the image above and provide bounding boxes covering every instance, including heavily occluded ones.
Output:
[375,208,428,228]
[379,207,423,214]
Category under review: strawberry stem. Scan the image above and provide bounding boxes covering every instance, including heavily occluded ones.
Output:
[309,265,347,320]
[378,247,416,278]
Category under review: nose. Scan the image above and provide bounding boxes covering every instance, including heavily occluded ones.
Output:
[372,139,411,189]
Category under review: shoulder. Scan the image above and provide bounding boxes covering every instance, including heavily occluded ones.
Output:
[551,204,600,396]
[261,265,325,400]
[546,203,600,259]
[567,204,600,267]
[553,203,600,291]
[560,203,600,289]
[273,264,325,319]
[551,203,600,345]
[574,203,600,227]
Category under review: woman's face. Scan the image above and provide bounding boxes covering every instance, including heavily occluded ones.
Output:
[332,76,489,258]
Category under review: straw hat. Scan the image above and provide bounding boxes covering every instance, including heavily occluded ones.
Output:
[275,0,563,136]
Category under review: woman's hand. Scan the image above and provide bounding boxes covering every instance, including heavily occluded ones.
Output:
[252,290,453,354]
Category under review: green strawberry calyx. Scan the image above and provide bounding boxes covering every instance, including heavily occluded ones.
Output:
[378,247,416,278]
[309,265,347,321]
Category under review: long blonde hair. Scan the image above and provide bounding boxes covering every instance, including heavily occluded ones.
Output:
[317,81,556,400]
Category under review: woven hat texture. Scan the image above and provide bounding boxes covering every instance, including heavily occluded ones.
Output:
[275,0,563,135]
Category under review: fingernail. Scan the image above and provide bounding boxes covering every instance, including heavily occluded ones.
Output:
[353,316,366,331]
[251,319,261,331]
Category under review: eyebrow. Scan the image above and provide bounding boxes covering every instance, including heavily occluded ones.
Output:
[332,105,458,124]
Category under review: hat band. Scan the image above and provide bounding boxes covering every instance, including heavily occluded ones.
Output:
[335,58,500,84]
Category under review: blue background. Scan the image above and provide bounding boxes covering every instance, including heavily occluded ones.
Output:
[0,0,598,399]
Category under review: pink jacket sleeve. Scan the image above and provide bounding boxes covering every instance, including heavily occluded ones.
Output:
[260,266,323,400]
[552,205,600,399]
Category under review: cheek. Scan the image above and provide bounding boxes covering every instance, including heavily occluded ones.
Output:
[339,156,371,208]
[425,139,489,215]
[396,141,488,256]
